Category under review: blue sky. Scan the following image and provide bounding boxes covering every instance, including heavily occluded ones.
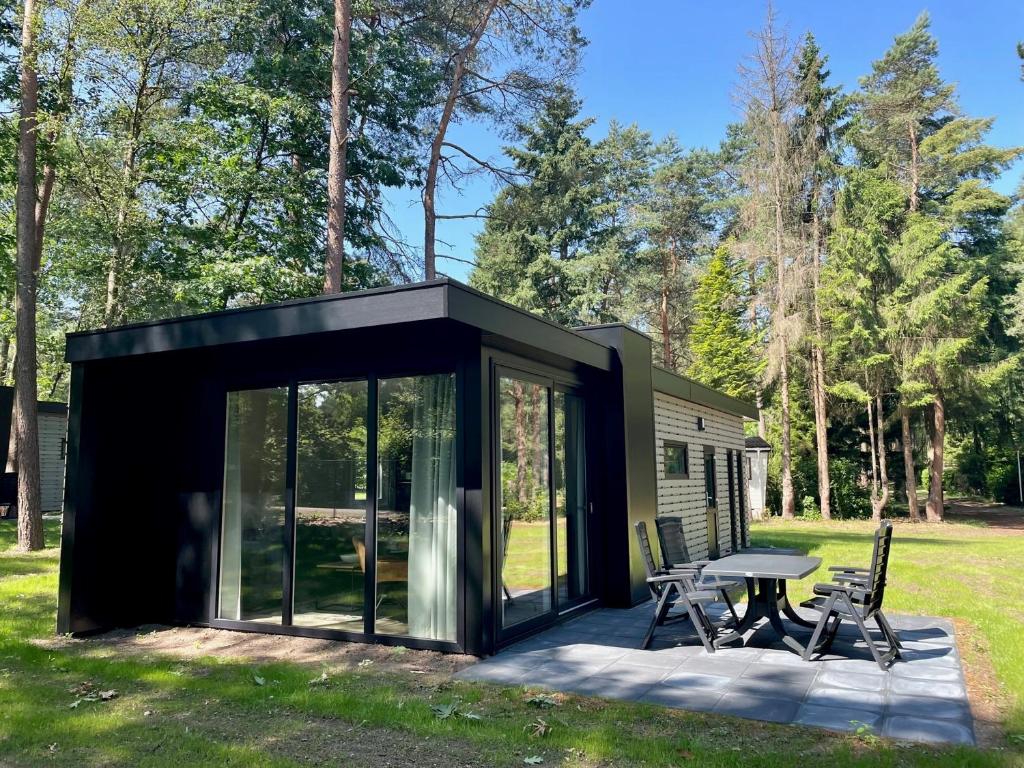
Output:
[384,0,1024,282]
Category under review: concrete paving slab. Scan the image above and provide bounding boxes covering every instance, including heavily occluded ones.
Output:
[882,715,974,745]
[796,703,882,732]
[713,692,801,724]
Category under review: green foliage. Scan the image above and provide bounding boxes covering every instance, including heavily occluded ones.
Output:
[687,247,761,399]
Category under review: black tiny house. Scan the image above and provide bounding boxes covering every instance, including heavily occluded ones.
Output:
[57,279,755,655]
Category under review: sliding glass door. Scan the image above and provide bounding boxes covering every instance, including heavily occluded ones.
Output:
[217,374,458,645]
[497,370,589,635]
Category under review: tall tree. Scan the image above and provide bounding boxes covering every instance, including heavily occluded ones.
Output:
[795,33,845,520]
[735,6,808,519]
[323,0,351,293]
[688,246,762,399]
[633,143,728,370]
[471,87,604,325]
[420,0,587,279]
[857,13,1022,521]
[14,0,42,550]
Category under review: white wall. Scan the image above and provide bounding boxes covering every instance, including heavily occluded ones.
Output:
[747,449,769,518]
[39,411,67,512]
[653,391,749,561]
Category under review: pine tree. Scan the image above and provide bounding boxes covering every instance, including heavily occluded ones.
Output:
[856,13,1023,521]
[471,87,604,325]
[795,33,846,520]
[688,247,762,400]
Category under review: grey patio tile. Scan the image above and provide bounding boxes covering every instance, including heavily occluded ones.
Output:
[595,661,676,686]
[899,648,960,668]
[559,674,655,701]
[618,649,696,668]
[795,703,882,733]
[661,669,734,691]
[730,664,819,701]
[815,669,888,692]
[804,685,885,712]
[713,692,801,724]
[820,657,889,676]
[890,663,963,683]
[547,643,630,662]
[886,693,972,721]
[888,676,966,700]
[882,715,974,745]
[691,646,764,664]
[757,648,821,667]
[639,685,725,712]
[678,656,750,679]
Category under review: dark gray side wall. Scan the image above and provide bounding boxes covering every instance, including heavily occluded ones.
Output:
[575,325,657,606]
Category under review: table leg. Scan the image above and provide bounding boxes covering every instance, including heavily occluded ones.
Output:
[778,579,818,629]
[713,577,759,648]
[766,579,809,655]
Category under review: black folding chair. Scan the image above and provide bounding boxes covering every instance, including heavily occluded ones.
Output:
[802,521,903,670]
[655,517,741,624]
[636,521,733,652]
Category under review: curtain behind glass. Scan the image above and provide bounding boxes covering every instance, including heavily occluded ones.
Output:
[407,374,457,641]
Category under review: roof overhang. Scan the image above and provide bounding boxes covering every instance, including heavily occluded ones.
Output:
[651,366,759,420]
[65,279,614,371]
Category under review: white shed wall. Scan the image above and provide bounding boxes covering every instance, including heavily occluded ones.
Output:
[39,411,67,512]
[653,391,749,561]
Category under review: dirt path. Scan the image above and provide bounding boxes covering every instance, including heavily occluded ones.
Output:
[944,499,1024,532]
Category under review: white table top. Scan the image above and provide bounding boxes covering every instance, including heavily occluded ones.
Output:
[700,553,822,580]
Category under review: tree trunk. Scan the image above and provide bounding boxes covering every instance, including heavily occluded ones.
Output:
[900,404,920,521]
[869,389,890,521]
[422,0,500,279]
[925,392,945,522]
[755,388,767,440]
[323,0,351,294]
[659,250,674,370]
[908,123,920,214]
[809,212,830,520]
[15,0,43,551]
[512,381,527,505]
[774,183,794,518]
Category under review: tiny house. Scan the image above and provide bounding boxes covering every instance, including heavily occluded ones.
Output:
[57,279,755,655]
[0,388,68,515]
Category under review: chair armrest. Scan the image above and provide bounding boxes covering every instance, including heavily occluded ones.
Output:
[668,566,703,575]
[832,575,868,586]
[647,574,685,585]
[815,581,869,599]
[828,566,869,574]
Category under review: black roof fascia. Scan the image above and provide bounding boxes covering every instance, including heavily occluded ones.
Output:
[651,366,758,420]
[64,278,614,371]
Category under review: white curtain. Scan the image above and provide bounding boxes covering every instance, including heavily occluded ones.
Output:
[407,374,457,641]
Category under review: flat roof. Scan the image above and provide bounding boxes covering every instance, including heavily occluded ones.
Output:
[65,279,614,371]
[651,366,759,420]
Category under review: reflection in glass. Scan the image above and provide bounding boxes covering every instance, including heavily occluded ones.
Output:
[555,392,588,606]
[293,381,368,631]
[499,377,551,628]
[376,374,457,640]
[218,387,289,623]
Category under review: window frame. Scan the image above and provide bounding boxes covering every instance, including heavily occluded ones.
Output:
[663,440,690,480]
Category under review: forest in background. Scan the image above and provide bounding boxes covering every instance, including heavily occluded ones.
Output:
[1,0,1023,549]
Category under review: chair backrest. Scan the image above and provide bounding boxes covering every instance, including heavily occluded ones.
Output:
[866,521,894,613]
[634,521,664,600]
[655,517,692,569]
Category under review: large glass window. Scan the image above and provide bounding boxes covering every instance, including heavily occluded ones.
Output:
[499,377,552,628]
[293,381,368,632]
[376,375,457,641]
[218,387,289,623]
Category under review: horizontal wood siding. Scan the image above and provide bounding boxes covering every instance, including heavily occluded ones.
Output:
[40,412,67,512]
[653,391,748,561]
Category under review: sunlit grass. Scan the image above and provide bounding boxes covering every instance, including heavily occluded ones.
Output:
[0,518,1018,766]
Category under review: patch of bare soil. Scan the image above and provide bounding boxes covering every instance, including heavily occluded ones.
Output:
[191,708,497,768]
[945,499,1024,533]
[43,624,477,683]
[953,617,1010,749]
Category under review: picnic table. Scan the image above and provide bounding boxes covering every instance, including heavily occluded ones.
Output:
[701,553,822,654]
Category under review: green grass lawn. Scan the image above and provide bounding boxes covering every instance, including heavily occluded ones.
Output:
[0,518,1021,766]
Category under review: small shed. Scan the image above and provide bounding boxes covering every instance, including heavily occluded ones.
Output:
[745,435,771,520]
[0,388,69,515]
